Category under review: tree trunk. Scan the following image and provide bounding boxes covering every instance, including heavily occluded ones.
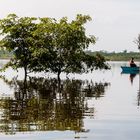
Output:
[23,74,27,99]
[57,70,62,93]
[24,66,27,81]
[57,71,61,82]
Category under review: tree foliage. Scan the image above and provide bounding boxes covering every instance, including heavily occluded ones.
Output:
[0,14,109,79]
[31,14,109,79]
[0,14,37,76]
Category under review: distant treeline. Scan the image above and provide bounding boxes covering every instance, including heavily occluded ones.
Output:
[86,50,140,61]
[0,50,12,59]
[1,49,140,61]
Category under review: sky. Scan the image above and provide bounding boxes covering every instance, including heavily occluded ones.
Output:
[0,0,140,52]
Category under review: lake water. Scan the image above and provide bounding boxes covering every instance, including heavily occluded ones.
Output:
[0,60,140,140]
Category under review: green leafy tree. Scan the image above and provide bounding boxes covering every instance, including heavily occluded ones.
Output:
[0,14,37,78]
[33,14,109,80]
[0,14,109,80]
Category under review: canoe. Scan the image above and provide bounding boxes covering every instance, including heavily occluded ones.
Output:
[121,66,140,74]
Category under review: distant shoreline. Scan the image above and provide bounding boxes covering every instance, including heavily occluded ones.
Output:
[1,51,140,61]
[86,51,140,61]
[0,57,11,60]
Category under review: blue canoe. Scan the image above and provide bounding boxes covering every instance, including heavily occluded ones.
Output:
[121,66,140,74]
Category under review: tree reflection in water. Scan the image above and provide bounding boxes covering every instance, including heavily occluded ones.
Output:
[0,76,109,135]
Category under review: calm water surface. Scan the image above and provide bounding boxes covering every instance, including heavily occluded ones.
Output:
[0,60,140,140]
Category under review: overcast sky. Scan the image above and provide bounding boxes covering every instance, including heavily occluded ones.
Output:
[0,0,140,52]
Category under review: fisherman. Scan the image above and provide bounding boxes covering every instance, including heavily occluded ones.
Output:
[130,57,137,67]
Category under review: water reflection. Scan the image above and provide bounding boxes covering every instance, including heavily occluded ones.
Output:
[129,74,137,84]
[137,73,140,106]
[0,76,109,135]
[121,71,140,107]
[121,72,137,84]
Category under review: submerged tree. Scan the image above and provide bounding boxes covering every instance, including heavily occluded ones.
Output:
[0,14,109,80]
[0,14,37,78]
[33,14,109,80]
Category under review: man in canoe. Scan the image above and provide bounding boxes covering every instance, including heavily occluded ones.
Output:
[130,57,137,67]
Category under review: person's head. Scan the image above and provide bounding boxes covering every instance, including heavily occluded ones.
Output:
[131,57,134,60]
